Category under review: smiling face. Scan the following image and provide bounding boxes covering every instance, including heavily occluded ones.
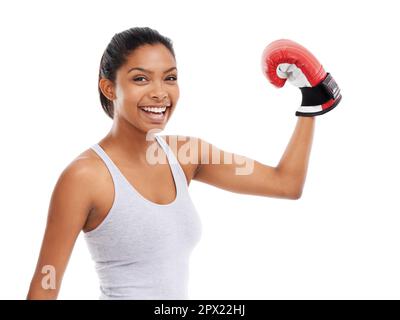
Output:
[101,43,179,134]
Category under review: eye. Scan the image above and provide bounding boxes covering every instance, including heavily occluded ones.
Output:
[133,76,147,82]
[166,75,177,81]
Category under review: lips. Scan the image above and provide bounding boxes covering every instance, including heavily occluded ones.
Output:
[139,105,170,123]
[138,104,172,108]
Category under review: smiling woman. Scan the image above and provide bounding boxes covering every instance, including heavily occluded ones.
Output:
[27,26,319,300]
[113,44,177,128]
[27,27,203,300]
[98,28,178,120]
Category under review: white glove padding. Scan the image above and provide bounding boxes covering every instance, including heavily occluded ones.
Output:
[276,63,312,88]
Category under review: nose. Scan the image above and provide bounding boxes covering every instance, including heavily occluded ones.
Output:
[150,81,168,101]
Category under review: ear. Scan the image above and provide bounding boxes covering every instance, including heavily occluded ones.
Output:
[99,78,115,100]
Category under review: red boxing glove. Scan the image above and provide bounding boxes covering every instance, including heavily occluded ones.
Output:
[261,39,342,116]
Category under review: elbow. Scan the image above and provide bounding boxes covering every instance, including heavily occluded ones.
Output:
[288,190,302,200]
[275,168,304,200]
[277,173,303,200]
[284,185,303,200]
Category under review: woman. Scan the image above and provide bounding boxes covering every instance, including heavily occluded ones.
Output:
[27,27,338,299]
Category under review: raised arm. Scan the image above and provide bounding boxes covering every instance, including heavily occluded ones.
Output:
[193,39,340,200]
[27,159,95,299]
[192,117,314,200]
[275,116,315,198]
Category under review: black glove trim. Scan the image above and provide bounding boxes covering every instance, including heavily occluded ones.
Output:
[295,94,342,117]
[299,73,341,106]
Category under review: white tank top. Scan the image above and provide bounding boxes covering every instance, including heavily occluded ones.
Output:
[84,135,202,299]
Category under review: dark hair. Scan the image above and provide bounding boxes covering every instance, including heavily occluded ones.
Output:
[98,27,175,119]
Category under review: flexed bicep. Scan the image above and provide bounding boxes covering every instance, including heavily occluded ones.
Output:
[192,138,297,199]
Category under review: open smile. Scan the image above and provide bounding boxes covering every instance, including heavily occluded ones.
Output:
[138,105,171,123]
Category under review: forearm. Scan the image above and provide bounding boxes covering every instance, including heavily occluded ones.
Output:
[27,276,59,300]
[276,117,315,197]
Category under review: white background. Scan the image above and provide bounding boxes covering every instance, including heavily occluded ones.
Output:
[1,0,399,299]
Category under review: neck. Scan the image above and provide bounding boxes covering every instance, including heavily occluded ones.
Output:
[99,116,162,164]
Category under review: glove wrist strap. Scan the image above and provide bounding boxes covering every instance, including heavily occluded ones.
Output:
[299,73,340,106]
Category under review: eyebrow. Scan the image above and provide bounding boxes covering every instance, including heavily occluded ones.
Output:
[127,66,177,74]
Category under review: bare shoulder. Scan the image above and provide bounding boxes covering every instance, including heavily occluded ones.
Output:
[65,148,105,182]
[54,148,107,212]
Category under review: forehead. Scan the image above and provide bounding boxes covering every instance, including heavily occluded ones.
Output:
[123,44,176,71]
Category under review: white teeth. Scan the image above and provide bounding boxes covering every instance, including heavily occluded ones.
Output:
[141,106,167,113]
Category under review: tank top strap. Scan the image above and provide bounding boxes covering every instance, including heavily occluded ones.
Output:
[155,135,189,190]
[90,143,127,194]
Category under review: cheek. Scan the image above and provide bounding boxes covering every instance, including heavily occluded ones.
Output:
[123,87,143,103]
[172,86,180,99]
